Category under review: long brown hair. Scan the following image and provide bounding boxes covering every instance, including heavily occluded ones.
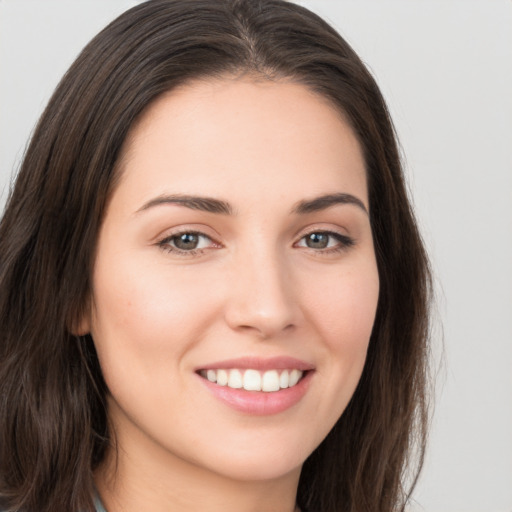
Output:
[0,1,432,511]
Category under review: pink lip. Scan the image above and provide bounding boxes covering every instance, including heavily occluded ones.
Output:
[196,356,315,372]
[195,357,315,415]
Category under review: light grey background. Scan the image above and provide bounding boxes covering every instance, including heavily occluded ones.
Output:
[1,1,511,511]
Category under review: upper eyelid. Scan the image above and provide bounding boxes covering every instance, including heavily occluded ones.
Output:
[155,225,220,243]
[154,221,354,247]
[159,230,217,246]
[300,227,346,236]
[296,230,354,245]
[294,223,351,240]
[300,229,348,239]
[156,226,351,239]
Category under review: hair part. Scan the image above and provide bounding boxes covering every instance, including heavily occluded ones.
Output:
[0,1,432,511]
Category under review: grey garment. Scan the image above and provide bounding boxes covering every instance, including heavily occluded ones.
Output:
[94,494,107,512]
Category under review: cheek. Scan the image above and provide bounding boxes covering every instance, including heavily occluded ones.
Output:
[309,261,379,348]
[288,258,379,447]
[89,250,218,385]
[305,258,379,404]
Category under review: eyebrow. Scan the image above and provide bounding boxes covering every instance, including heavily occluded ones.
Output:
[136,194,233,215]
[292,193,368,215]
[136,192,367,216]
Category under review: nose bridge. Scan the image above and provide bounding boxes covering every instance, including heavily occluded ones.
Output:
[224,236,297,338]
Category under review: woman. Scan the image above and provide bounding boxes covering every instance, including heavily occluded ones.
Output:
[0,1,432,511]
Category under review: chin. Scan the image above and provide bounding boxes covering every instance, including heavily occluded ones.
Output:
[209,455,304,483]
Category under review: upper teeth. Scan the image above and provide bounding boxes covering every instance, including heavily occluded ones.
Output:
[200,369,304,392]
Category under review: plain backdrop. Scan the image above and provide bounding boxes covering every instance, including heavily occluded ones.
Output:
[1,1,511,511]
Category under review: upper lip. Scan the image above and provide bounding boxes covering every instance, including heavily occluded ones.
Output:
[196,356,315,372]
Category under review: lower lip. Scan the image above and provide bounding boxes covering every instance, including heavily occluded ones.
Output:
[198,371,313,415]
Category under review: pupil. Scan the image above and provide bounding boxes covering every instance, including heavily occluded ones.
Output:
[307,233,328,249]
[175,233,199,250]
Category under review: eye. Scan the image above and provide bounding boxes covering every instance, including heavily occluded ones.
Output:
[158,231,216,254]
[296,231,354,251]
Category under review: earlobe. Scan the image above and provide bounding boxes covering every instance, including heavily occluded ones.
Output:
[71,315,91,336]
[69,302,92,336]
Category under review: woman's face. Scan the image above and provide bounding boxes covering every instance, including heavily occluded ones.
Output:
[84,78,379,484]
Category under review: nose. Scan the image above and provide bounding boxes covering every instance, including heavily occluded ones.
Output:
[224,246,299,339]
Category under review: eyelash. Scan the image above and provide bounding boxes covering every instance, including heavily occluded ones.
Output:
[296,230,355,254]
[158,231,217,256]
[157,230,355,256]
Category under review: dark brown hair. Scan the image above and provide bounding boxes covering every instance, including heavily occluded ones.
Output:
[0,1,432,511]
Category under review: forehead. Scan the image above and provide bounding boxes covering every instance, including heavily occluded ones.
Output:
[114,77,368,211]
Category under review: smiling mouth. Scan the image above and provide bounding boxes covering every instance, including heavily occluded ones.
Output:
[198,368,305,392]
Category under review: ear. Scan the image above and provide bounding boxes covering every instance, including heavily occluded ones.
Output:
[69,300,92,336]
[71,314,91,336]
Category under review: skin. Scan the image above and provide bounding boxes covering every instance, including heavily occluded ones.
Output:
[82,77,380,512]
